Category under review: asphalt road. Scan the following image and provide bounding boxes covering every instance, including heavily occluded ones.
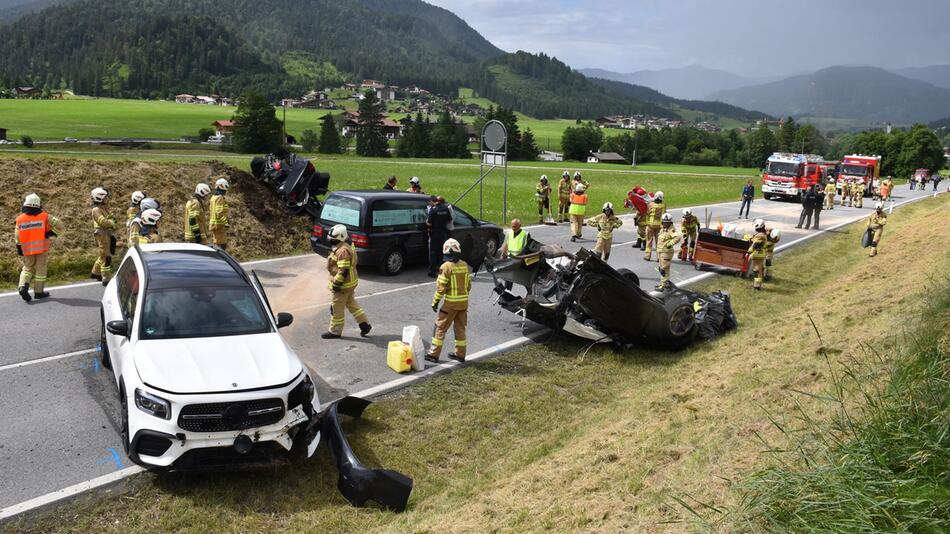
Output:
[0,185,938,513]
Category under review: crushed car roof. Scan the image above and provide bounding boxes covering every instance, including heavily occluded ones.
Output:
[141,249,249,290]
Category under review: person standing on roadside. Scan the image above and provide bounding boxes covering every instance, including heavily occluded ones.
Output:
[425,238,470,364]
[680,207,700,261]
[795,184,819,229]
[89,187,115,286]
[426,196,452,278]
[585,202,623,261]
[573,171,590,191]
[739,180,754,218]
[384,176,397,190]
[557,171,572,223]
[813,184,825,230]
[209,177,230,250]
[568,184,588,241]
[764,228,780,281]
[134,209,163,245]
[127,191,146,243]
[824,180,836,210]
[852,181,864,209]
[867,202,887,257]
[535,175,552,224]
[15,193,62,302]
[407,176,424,194]
[656,213,680,290]
[933,173,942,191]
[747,219,768,290]
[322,224,372,339]
[184,183,211,244]
[643,191,665,260]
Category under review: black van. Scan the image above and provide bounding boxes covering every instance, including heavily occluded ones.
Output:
[311,191,504,275]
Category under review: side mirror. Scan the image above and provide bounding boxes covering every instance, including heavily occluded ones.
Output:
[276,312,294,329]
[106,320,130,338]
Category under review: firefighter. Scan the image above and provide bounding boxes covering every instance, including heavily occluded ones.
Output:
[764,228,780,281]
[643,190,666,261]
[585,202,623,261]
[747,219,768,290]
[209,177,230,250]
[867,202,887,257]
[14,193,62,302]
[425,238,470,363]
[680,207,700,261]
[184,183,211,244]
[852,181,864,209]
[134,209,163,245]
[824,180,836,210]
[840,180,852,207]
[634,212,647,250]
[407,176,424,194]
[573,171,590,191]
[656,213,680,290]
[322,224,372,339]
[536,175,552,223]
[880,177,892,200]
[568,184,588,241]
[127,191,146,243]
[557,171,572,223]
[89,187,115,285]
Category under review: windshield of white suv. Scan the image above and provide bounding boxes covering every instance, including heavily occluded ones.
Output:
[767,161,800,177]
[139,287,271,339]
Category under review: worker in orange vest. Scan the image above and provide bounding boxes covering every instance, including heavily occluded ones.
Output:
[15,193,63,302]
[568,184,588,241]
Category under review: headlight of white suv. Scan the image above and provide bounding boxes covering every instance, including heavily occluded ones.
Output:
[135,388,171,420]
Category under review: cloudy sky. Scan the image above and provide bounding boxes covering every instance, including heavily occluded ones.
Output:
[426,0,950,76]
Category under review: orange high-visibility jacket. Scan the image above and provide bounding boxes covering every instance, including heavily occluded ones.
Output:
[15,212,50,256]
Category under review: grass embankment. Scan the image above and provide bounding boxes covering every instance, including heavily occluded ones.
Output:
[0,159,311,287]
[5,192,946,532]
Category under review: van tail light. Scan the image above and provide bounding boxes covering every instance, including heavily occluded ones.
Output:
[306,161,315,174]
[351,234,369,248]
[312,225,323,238]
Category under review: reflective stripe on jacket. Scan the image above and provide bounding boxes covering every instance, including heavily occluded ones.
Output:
[91,205,115,234]
[184,198,208,240]
[15,212,50,256]
[209,194,229,227]
[748,231,768,259]
[328,243,359,289]
[585,213,623,240]
[433,260,471,310]
[568,193,588,215]
[645,202,665,226]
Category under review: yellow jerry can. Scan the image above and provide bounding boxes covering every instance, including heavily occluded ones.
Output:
[387,341,413,373]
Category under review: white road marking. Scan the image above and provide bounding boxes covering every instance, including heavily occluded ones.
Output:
[0,348,98,373]
[0,188,941,522]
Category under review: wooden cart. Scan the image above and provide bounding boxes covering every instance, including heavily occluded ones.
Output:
[692,229,750,276]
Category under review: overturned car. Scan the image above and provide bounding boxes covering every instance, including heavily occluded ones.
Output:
[486,242,737,350]
[250,151,330,217]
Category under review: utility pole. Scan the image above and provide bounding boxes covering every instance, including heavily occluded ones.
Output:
[282,102,287,146]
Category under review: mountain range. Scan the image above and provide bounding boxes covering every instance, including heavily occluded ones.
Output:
[0,0,767,122]
[580,65,776,101]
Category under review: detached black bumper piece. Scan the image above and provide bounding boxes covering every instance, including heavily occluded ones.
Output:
[322,396,413,512]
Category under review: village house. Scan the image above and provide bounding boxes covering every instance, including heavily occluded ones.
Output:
[175,94,196,104]
[13,86,39,98]
[587,151,628,164]
[211,120,234,136]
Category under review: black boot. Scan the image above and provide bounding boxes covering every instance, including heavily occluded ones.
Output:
[359,322,372,337]
[90,273,102,281]
[424,353,440,363]
[321,332,341,339]
[448,353,465,363]
[18,284,31,302]
[34,291,50,299]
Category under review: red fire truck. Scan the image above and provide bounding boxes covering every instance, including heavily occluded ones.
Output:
[837,154,881,197]
[761,153,826,201]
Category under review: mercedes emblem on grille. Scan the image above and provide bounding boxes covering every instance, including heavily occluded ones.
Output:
[232,382,238,388]
[222,404,248,427]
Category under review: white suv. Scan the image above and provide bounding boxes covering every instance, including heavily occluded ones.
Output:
[99,243,321,469]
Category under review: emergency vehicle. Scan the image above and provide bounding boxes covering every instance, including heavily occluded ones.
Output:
[761,153,826,201]
[837,154,881,197]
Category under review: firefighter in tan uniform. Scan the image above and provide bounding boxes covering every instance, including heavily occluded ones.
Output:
[134,209,163,245]
[656,213,680,290]
[89,187,116,285]
[747,219,768,290]
[643,190,666,261]
[585,202,623,261]
[680,207,700,261]
[867,202,887,257]
[536,175,552,224]
[322,224,372,339]
[557,171,572,223]
[851,181,864,208]
[209,177,230,249]
[127,191,145,227]
[764,228,781,280]
[425,238,471,363]
[823,181,836,210]
[184,183,211,244]
[15,193,62,302]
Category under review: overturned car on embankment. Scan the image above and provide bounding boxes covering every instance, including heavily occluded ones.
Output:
[486,242,737,350]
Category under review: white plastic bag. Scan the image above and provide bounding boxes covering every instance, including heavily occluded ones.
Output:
[402,325,425,371]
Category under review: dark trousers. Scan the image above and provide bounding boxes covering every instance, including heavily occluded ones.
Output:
[813,206,821,229]
[428,233,448,275]
[739,197,752,218]
[797,207,813,229]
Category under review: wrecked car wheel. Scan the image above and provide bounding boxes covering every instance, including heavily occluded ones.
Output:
[616,268,640,287]
[484,236,499,258]
[668,303,695,337]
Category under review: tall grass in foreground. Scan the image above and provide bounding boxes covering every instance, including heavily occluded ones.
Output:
[735,278,950,532]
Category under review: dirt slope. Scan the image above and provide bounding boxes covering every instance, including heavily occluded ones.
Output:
[0,158,311,285]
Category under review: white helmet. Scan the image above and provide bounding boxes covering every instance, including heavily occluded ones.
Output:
[682,207,691,216]
[753,218,766,231]
[574,184,586,194]
[770,228,781,240]
[562,171,570,178]
[540,175,548,182]
[140,197,160,211]
[409,176,420,185]
[195,183,211,198]
[661,212,673,223]
[140,208,162,226]
[875,201,884,210]
[130,191,146,205]
[215,177,230,191]
[653,191,664,202]
[91,187,109,203]
[329,224,348,242]
[602,202,613,211]
[442,238,461,254]
[573,171,582,179]
[23,193,41,208]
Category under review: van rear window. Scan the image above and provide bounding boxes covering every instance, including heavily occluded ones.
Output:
[321,196,361,227]
[371,199,427,230]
